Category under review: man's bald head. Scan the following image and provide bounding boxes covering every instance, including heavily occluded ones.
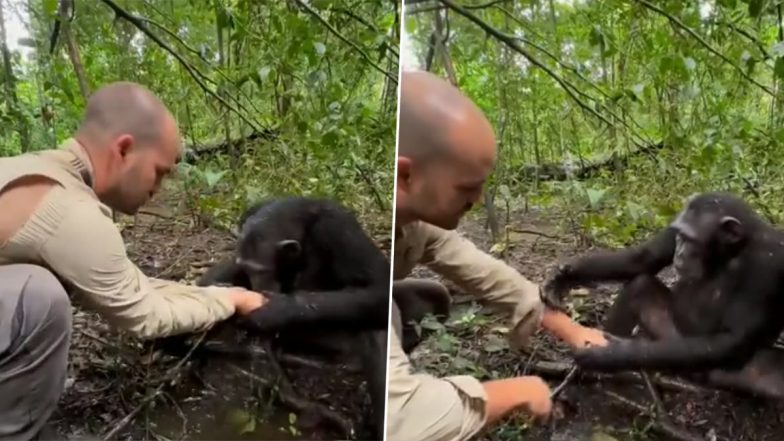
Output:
[76,81,175,146]
[74,82,182,215]
[395,70,497,230]
[398,70,495,163]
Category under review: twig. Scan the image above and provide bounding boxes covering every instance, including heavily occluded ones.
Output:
[508,227,561,240]
[550,365,578,398]
[101,332,207,440]
[641,371,668,419]
[528,360,706,394]
[603,390,706,441]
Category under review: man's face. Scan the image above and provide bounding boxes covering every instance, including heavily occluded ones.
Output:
[398,146,494,230]
[103,123,180,214]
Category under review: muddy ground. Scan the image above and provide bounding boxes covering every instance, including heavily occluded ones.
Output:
[51,184,389,441]
[409,206,784,441]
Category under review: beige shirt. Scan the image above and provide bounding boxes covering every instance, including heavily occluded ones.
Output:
[0,139,236,339]
[387,220,545,441]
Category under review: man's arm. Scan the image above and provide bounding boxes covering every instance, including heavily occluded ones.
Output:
[418,222,544,348]
[419,222,606,349]
[37,192,259,339]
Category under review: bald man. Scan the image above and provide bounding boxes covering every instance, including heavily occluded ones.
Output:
[387,71,608,441]
[0,82,267,440]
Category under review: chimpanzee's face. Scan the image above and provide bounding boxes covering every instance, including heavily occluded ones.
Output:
[236,223,303,293]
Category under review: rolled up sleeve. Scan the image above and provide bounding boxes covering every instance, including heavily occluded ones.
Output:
[419,223,545,349]
[38,197,235,339]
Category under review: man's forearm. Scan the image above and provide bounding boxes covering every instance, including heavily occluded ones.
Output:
[540,307,608,349]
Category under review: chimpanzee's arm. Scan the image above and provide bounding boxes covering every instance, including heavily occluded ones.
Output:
[242,284,390,332]
[560,226,677,286]
[575,276,776,372]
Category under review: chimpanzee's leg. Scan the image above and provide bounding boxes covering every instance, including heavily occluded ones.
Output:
[392,279,451,353]
[0,264,72,441]
[604,274,679,339]
[707,348,784,400]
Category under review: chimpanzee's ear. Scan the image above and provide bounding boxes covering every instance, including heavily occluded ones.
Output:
[719,216,744,244]
[277,239,302,258]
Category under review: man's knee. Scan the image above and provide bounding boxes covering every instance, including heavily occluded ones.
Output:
[0,264,71,440]
[15,264,73,338]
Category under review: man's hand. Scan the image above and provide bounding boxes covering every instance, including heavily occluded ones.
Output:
[483,376,553,424]
[233,291,302,333]
[515,376,553,421]
[227,289,267,315]
[566,325,609,349]
[540,263,574,311]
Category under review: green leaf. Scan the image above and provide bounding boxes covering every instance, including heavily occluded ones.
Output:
[314,42,326,57]
[718,0,737,7]
[43,0,58,17]
[586,188,607,209]
[259,66,271,82]
[204,169,227,188]
[405,17,417,34]
[226,408,256,435]
[312,0,332,9]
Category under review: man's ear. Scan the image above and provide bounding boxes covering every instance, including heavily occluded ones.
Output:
[114,134,135,159]
[397,156,412,188]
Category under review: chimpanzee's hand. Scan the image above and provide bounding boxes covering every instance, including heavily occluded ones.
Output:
[540,263,574,311]
[235,291,300,334]
[572,334,633,370]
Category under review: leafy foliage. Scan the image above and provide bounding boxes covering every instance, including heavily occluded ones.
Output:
[1,0,398,226]
[405,0,784,245]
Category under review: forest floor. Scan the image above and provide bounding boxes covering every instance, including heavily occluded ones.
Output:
[49,181,784,441]
[51,182,390,441]
[409,207,784,441]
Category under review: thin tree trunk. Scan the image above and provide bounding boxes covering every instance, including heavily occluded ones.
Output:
[0,0,30,151]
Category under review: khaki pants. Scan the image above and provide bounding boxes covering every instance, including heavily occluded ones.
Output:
[386,279,488,441]
[0,264,72,440]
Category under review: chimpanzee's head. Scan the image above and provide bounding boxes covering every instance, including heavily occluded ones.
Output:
[235,201,308,293]
[670,192,757,281]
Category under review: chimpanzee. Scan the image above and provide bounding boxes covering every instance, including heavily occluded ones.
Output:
[542,191,784,399]
[198,196,389,439]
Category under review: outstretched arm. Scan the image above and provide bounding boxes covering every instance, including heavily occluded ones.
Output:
[542,227,677,310]
[557,227,677,285]
[241,283,391,333]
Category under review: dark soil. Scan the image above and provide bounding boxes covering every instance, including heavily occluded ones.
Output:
[51,182,388,441]
[409,206,784,441]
